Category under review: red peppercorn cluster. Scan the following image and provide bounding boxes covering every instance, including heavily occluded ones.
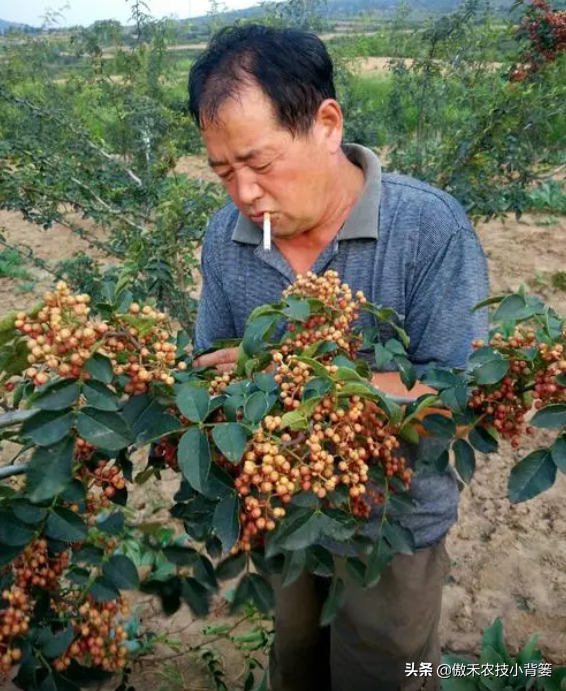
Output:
[0,587,29,681]
[52,597,130,673]
[469,329,566,446]
[511,0,566,80]
[12,539,70,591]
[280,270,365,358]
[15,281,186,393]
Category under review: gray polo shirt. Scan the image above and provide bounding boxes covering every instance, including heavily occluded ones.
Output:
[194,143,489,548]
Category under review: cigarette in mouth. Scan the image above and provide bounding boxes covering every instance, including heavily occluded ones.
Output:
[263,212,271,251]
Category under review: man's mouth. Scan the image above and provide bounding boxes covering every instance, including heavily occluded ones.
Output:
[250,213,267,223]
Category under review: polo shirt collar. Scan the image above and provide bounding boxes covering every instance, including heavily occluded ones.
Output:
[231,143,382,244]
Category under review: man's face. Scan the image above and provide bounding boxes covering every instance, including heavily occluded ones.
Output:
[201,83,341,240]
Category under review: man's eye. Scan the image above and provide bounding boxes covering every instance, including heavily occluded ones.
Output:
[253,163,271,173]
[217,170,233,181]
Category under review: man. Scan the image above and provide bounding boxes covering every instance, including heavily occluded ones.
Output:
[187,23,489,691]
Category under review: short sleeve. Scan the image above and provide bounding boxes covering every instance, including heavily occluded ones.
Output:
[404,202,490,376]
[193,216,238,352]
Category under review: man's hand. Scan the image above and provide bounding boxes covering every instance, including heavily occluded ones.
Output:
[192,347,239,373]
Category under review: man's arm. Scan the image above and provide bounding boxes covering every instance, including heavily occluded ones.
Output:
[193,212,238,354]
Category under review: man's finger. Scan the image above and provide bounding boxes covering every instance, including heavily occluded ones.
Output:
[193,347,239,368]
[216,363,236,373]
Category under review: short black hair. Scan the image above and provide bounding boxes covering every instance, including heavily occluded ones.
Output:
[188,24,336,136]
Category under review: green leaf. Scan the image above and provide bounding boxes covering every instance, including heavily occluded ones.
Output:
[440,384,469,414]
[530,404,566,430]
[193,554,218,591]
[200,463,234,501]
[96,511,124,534]
[492,293,527,321]
[125,397,185,444]
[282,549,306,587]
[0,543,25,566]
[11,501,47,525]
[242,314,280,357]
[319,509,356,541]
[284,296,310,321]
[176,383,210,422]
[469,346,502,366]
[88,576,121,602]
[421,368,461,391]
[34,379,80,411]
[394,355,416,390]
[279,408,309,431]
[45,507,87,543]
[453,439,476,483]
[279,512,325,550]
[481,618,512,665]
[212,423,248,464]
[163,545,198,566]
[345,557,366,586]
[77,408,133,450]
[215,551,247,580]
[0,509,35,546]
[244,390,270,424]
[508,449,557,503]
[102,554,139,590]
[182,577,210,616]
[21,409,74,446]
[178,428,211,493]
[306,546,334,577]
[213,494,240,553]
[551,435,566,473]
[382,522,414,555]
[253,372,278,393]
[41,625,74,659]
[303,377,332,400]
[231,573,274,614]
[296,356,332,378]
[469,426,499,454]
[471,293,506,312]
[473,359,509,386]
[85,354,114,384]
[72,544,104,566]
[374,343,393,369]
[83,380,119,411]
[365,541,394,587]
[319,577,345,626]
[421,413,456,438]
[26,437,74,502]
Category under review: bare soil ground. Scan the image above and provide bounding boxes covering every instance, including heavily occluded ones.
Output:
[348,55,504,75]
[2,158,566,690]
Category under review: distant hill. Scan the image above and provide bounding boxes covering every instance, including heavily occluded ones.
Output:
[0,18,37,34]
[190,0,516,24]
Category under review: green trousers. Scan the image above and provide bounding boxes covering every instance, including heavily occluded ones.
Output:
[268,539,450,691]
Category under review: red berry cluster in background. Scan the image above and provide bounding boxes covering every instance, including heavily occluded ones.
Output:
[510,0,566,81]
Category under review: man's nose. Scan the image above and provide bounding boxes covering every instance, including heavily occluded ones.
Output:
[235,169,262,206]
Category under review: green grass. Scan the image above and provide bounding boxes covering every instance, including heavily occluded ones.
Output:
[551,272,566,292]
[525,180,566,215]
[0,249,32,281]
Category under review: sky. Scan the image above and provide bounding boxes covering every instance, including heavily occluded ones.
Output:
[0,0,258,28]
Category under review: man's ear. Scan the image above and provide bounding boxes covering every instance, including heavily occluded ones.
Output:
[314,99,343,153]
